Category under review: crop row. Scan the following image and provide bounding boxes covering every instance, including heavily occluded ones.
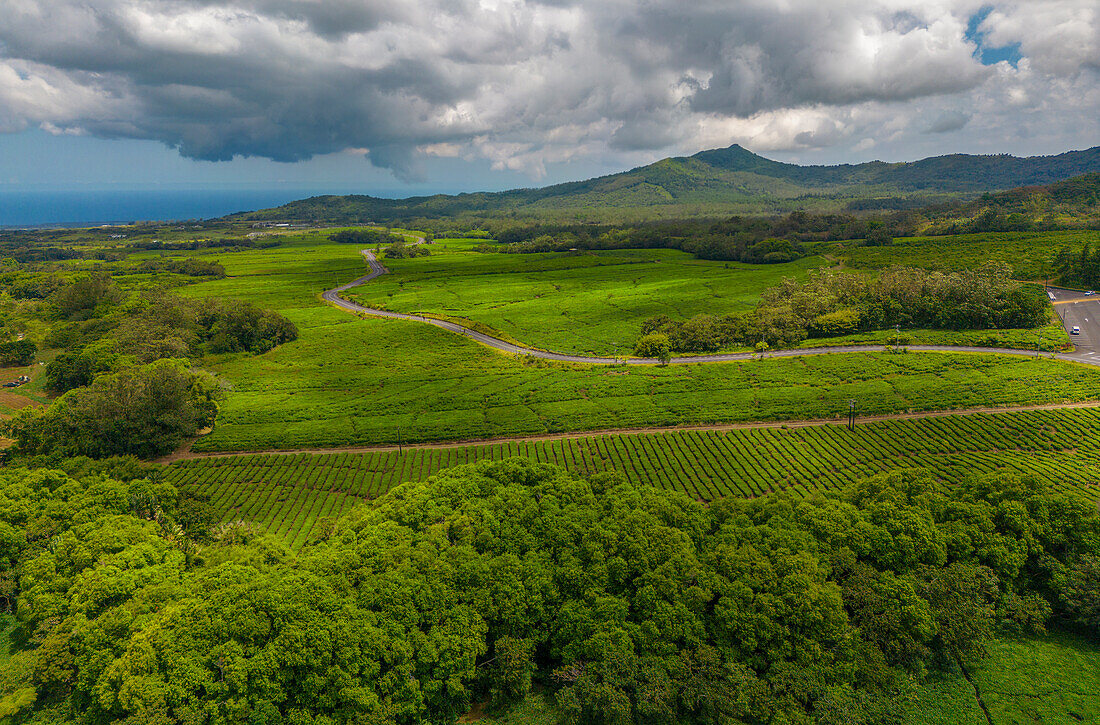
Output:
[164,407,1100,548]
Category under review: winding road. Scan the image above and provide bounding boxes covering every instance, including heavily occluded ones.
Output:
[323,249,1100,368]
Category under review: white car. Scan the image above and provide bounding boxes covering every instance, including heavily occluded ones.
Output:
[1087,291,1096,296]
[1071,326,1081,335]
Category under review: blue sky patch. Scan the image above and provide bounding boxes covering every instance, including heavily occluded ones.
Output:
[965,6,1023,67]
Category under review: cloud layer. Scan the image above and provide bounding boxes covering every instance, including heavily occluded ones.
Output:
[1,0,1097,179]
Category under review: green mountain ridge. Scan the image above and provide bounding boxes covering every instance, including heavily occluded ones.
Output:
[229,144,1100,224]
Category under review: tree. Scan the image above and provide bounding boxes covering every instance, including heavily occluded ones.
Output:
[51,274,119,319]
[865,225,894,246]
[5,359,224,459]
[0,339,35,367]
[634,333,671,363]
[44,340,123,393]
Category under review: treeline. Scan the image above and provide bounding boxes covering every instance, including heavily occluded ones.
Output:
[638,263,1048,352]
[134,257,226,277]
[1055,243,1100,289]
[7,260,222,304]
[487,212,917,263]
[329,228,406,245]
[45,289,297,393]
[0,459,1096,724]
[128,236,281,251]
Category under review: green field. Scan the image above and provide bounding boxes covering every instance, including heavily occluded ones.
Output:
[904,630,1100,724]
[343,236,1075,355]
[167,407,1100,550]
[839,229,1100,279]
[346,240,824,354]
[165,233,1100,452]
[469,630,1100,725]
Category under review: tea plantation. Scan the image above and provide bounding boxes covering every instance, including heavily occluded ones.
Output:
[168,406,1100,550]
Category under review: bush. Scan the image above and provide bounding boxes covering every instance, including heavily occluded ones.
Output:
[634,333,671,361]
[0,339,36,367]
[198,299,298,354]
[807,308,862,337]
[383,241,430,259]
[52,274,120,320]
[45,341,122,393]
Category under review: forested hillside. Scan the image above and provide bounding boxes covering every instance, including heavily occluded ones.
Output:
[228,144,1100,225]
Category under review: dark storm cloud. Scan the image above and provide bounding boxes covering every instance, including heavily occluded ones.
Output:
[925,110,971,134]
[0,0,1097,177]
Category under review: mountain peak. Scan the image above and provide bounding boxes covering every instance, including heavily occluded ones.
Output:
[689,144,787,173]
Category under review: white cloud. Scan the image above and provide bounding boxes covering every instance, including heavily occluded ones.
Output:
[0,0,1095,178]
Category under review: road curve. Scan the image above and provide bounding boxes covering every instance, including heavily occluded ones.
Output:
[322,250,1100,368]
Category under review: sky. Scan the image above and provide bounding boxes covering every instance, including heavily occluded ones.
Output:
[0,0,1098,196]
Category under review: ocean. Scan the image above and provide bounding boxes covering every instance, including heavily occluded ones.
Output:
[0,188,368,227]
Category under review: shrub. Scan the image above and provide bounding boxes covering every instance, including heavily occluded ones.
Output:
[807,308,862,337]
[0,339,36,367]
[634,333,671,361]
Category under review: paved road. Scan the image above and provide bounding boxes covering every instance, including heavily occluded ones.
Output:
[323,257,1100,368]
[1048,286,1100,365]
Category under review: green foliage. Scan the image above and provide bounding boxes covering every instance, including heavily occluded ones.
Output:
[6,274,64,300]
[809,307,863,337]
[3,451,1099,724]
[647,262,1051,353]
[5,359,224,459]
[329,228,403,245]
[633,333,671,360]
[45,340,122,393]
[51,274,120,320]
[197,297,299,354]
[0,339,36,367]
[1054,242,1100,289]
[383,238,430,259]
[346,241,823,355]
[167,407,1100,549]
[134,256,226,277]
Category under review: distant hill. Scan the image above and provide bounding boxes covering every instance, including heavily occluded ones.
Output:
[919,172,1100,233]
[228,145,1100,225]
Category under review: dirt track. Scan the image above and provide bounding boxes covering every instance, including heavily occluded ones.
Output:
[158,399,1100,463]
[156,248,1100,463]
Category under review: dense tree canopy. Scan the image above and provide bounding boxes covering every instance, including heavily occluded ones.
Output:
[4,359,224,459]
[0,459,1096,724]
[643,263,1049,352]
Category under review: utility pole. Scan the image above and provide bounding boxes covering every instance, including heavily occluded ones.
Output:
[895,324,900,348]
[1037,335,1042,358]
[847,399,857,431]
[397,425,402,455]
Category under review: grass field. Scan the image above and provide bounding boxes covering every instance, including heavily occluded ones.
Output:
[164,232,1100,452]
[344,236,1076,355]
[904,630,1100,724]
[344,240,824,355]
[167,407,1100,550]
[839,229,1100,279]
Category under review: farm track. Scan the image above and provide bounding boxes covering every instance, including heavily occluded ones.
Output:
[322,248,1100,368]
[159,399,1100,463]
[158,243,1100,462]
